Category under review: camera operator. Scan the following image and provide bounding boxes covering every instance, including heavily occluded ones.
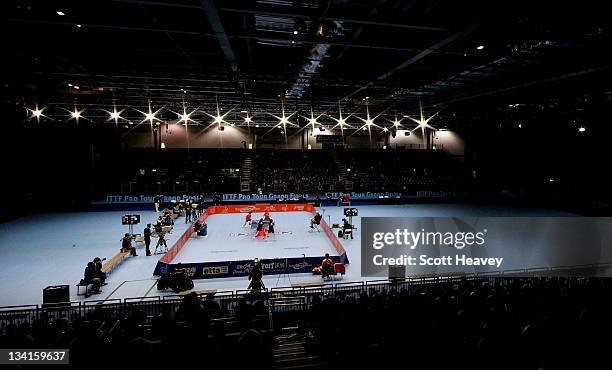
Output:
[248,258,265,291]
[154,231,168,254]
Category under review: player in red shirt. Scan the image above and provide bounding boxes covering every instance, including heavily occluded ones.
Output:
[243,212,252,227]
[253,218,268,239]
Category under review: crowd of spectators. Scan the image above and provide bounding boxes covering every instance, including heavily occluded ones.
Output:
[1,277,609,368]
[0,293,272,366]
[99,149,243,194]
[340,149,468,192]
[250,150,343,193]
[305,277,612,369]
[99,148,467,196]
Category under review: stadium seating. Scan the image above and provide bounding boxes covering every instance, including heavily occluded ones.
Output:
[1,277,610,368]
[95,148,468,197]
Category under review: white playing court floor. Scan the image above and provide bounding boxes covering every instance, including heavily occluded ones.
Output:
[0,204,577,306]
[173,211,338,263]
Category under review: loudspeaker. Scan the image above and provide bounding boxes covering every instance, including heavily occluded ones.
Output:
[388,265,406,279]
[42,285,70,306]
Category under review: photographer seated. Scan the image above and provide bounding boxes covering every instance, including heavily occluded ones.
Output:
[193,220,202,234]
[320,253,334,279]
[121,233,138,256]
[310,212,322,231]
[82,262,101,295]
[93,257,107,285]
[170,264,194,292]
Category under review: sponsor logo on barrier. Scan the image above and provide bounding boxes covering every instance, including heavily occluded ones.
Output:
[202,266,229,275]
[182,267,197,277]
[289,261,312,270]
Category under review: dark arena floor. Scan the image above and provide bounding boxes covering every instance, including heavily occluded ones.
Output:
[1,0,612,368]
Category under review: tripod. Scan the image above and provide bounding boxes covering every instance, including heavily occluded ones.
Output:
[275,257,294,287]
[154,233,169,254]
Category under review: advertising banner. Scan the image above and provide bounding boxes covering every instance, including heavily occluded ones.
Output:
[361,217,612,277]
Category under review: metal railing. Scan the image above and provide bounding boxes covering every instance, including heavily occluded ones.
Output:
[1,263,610,333]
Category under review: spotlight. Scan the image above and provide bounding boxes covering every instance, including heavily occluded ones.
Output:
[110,111,121,120]
[68,83,73,87]
[383,127,388,132]
[244,116,252,123]
[477,45,484,50]
[578,127,586,132]
[56,11,65,16]
[293,30,298,35]
[76,24,82,28]
[74,85,80,90]
[32,109,42,118]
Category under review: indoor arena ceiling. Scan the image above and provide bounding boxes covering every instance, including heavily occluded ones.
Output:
[1,0,611,125]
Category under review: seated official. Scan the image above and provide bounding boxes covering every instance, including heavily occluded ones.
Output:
[310,212,322,229]
[321,253,334,278]
[342,218,354,239]
[194,220,202,234]
[121,233,138,256]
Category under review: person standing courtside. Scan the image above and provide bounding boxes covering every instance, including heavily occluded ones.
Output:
[185,204,192,224]
[154,195,162,213]
[144,224,152,256]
